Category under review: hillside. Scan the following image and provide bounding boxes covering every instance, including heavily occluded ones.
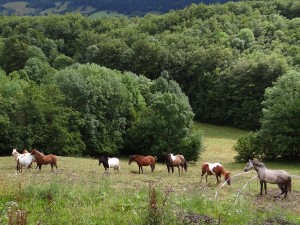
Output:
[0,0,235,16]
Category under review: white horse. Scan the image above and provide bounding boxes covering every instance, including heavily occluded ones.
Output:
[98,156,120,172]
[12,149,27,161]
[12,149,35,172]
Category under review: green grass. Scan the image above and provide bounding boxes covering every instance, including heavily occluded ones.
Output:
[1,123,300,224]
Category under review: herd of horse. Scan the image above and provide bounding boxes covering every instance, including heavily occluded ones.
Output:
[12,148,58,172]
[11,149,292,198]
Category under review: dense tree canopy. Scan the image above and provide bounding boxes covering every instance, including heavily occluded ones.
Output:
[234,71,300,161]
[0,0,299,160]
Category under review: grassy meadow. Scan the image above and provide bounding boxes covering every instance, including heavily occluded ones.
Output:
[1,123,300,224]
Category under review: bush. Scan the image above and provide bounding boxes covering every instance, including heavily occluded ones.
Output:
[234,132,262,162]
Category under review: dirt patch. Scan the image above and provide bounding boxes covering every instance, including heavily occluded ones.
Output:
[183,212,217,224]
[260,216,297,225]
[249,189,300,214]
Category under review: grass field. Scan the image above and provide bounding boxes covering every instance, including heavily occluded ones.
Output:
[0,123,300,224]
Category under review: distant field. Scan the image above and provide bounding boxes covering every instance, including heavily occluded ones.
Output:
[3,1,36,15]
[0,123,300,224]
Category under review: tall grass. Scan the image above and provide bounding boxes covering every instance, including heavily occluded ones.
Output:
[0,123,299,224]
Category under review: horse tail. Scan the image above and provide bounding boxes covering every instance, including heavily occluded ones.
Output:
[183,160,188,171]
[287,176,292,193]
[52,155,58,168]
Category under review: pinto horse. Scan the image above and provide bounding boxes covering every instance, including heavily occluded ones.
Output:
[200,162,231,185]
[99,156,120,172]
[31,149,58,172]
[244,159,291,198]
[166,153,187,175]
[128,155,156,174]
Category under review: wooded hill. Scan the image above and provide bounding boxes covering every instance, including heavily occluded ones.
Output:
[0,0,299,159]
[1,0,233,16]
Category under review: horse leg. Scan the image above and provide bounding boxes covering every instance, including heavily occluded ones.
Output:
[205,174,208,183]
[260,181,266,195]
[200,171,206,183]
[284,184,288,198]
[178,166,181,176]
[151,164,155,172]
[216,175,220,184]
[277,184,286,197]
[171,166,174,173]
[138,166,143,174]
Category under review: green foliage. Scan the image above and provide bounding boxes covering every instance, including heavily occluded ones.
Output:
[52,54,73,70]
[127,77,202,161]
[0,1,300,157]
[0,72,84,155]
[54,64,145,156]
[23,57,56,84]
[234,132,262,162]
[235,70,300,161]
[259,70,300,159]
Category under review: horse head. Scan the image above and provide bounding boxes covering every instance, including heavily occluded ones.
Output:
[225,172,231,185]
[243,159,254,172]
[99,156,109,168]
[12,149,18,156]
[128,155,135,165]
[31,149,37,155]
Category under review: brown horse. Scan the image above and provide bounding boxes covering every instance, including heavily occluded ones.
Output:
[200,162,231,185]
[31,149,58,172]
[166,153,187,175]
[128,155,156,174]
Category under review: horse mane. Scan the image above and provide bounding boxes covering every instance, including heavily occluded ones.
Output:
[252,159,266,168]
[133,154,145,158]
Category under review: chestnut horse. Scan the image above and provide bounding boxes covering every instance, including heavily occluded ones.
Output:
[31,149,58,172]
[128,155,156,174]
[200,162,231,185]
[166,153,187,175]
[244,159,291,198]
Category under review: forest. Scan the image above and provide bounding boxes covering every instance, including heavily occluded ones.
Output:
[0,0,299,160]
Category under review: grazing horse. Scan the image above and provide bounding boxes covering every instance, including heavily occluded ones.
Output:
[128,155,156,174]
[99,156,120,172]
[166,153,187,175]
[200,162,231,185]
[31,149,58,172]
[244,159,291,198]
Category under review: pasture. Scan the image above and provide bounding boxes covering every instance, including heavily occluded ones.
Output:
[0,123,300,224]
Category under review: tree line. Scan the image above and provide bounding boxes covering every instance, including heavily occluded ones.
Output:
[0,0,299,160]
